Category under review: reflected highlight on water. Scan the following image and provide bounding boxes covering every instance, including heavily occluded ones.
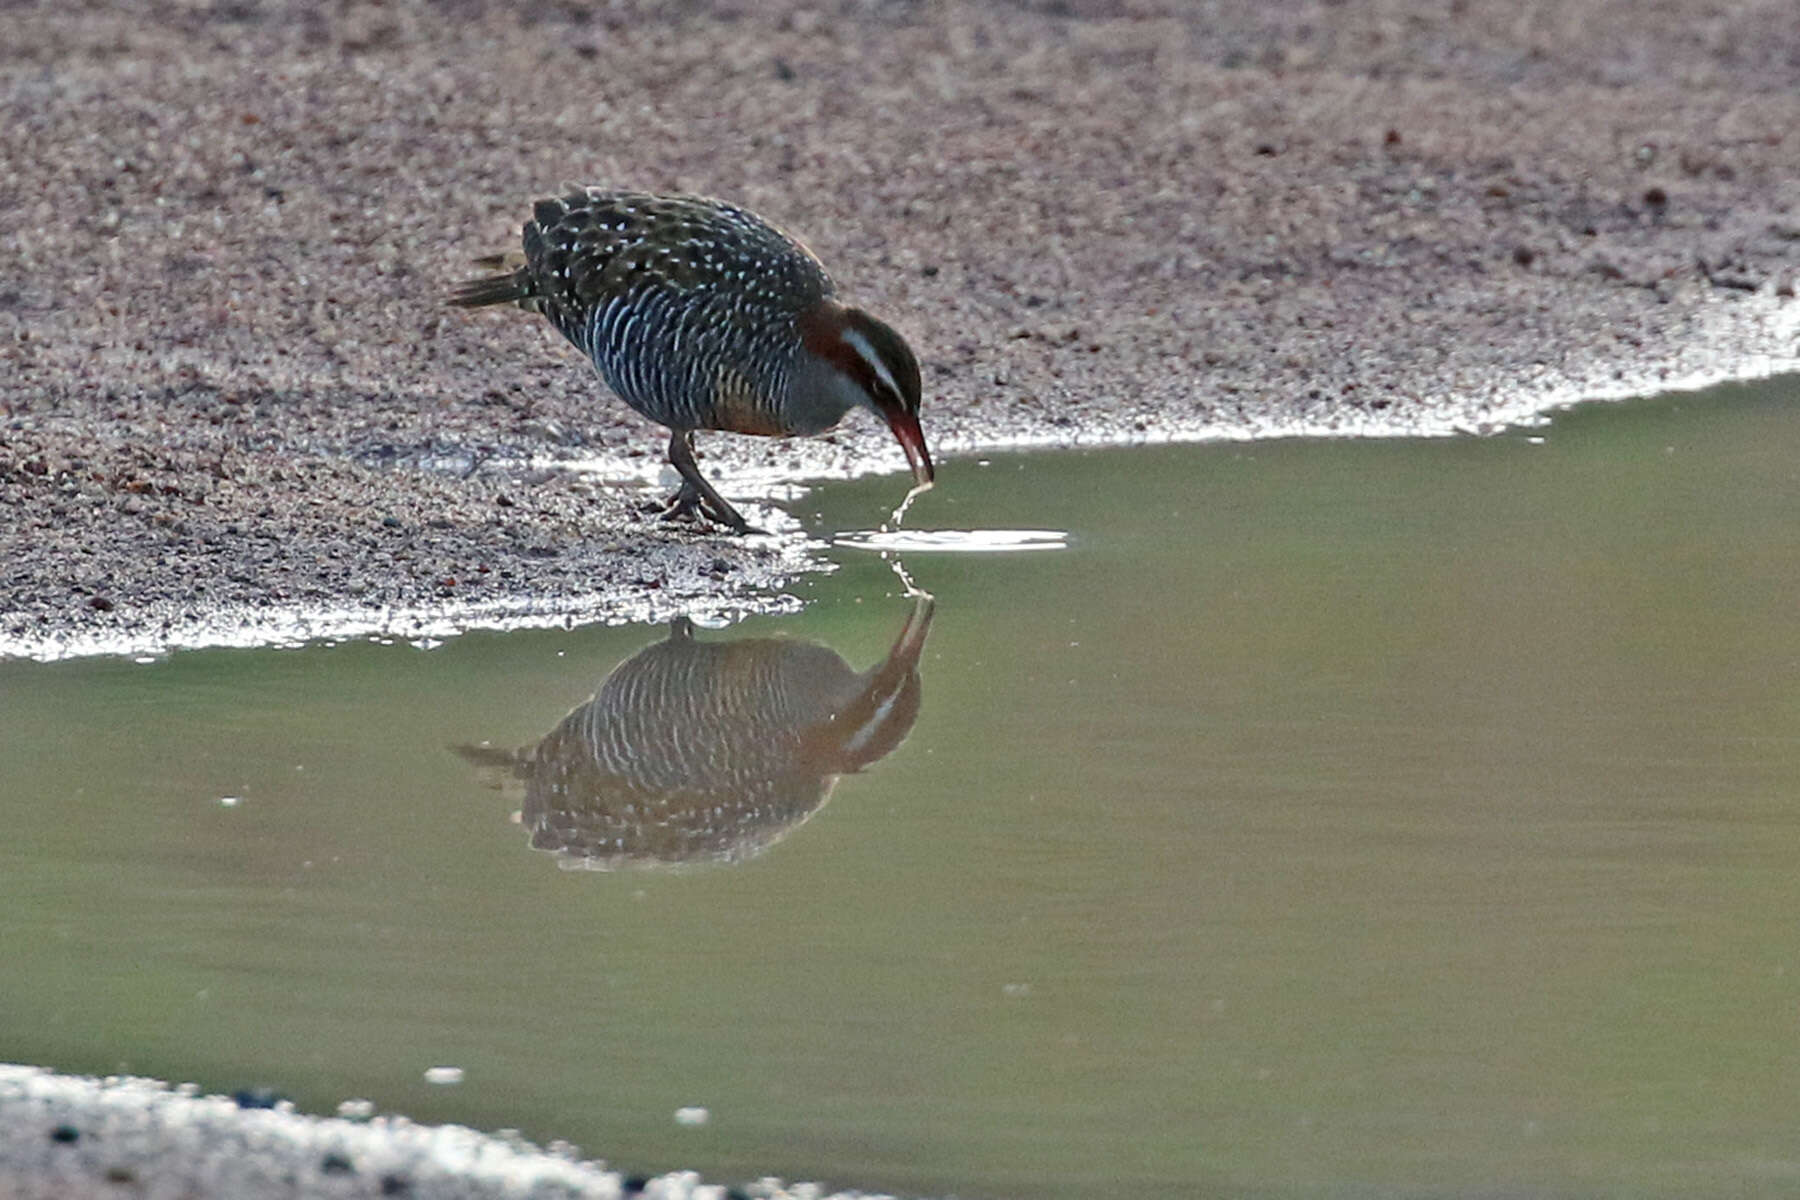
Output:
[455,597,933,870]
[833,529,1068,553]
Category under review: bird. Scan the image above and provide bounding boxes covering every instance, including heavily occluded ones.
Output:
[455,595,933,869]
[450,187,934,533]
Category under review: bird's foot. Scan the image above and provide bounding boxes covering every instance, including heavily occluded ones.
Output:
[659,484,760,535]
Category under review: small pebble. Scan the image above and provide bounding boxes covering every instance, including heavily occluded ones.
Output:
[233,1087,284,1109]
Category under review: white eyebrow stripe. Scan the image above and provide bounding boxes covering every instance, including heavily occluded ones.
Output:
[843,691,901,754]
[841,326,901,400]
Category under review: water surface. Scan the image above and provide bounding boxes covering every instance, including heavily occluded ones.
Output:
[2,377,1798,1198]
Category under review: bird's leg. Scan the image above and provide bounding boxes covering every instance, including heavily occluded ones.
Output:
[662,430,757,534]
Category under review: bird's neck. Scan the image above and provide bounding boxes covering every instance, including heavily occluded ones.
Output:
[783,301,878,435]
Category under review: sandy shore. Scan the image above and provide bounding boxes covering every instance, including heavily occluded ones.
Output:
[3,0,1797,660]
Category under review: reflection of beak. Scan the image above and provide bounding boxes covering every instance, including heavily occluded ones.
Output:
[884,409,935,486]
[891,594,935,663]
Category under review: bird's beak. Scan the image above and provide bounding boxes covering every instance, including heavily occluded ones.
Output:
[885,409,935,486]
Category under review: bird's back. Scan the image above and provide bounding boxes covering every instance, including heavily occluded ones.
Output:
[520,188,836,433]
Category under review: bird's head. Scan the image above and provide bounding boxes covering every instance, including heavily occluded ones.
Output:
[797,302,934,486]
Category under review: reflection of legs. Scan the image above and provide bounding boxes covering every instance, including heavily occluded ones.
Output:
[662,430,754,533]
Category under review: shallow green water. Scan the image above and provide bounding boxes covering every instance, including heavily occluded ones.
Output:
[3,376,1799,1198]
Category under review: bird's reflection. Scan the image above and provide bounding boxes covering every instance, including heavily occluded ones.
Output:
[457,597,933,870]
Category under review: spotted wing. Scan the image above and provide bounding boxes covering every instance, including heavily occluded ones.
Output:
[522,189,835,432]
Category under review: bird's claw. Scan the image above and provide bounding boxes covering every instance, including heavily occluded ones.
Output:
[659,485,760,535]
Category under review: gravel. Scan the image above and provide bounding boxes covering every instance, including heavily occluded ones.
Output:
[0,1064,884,1200]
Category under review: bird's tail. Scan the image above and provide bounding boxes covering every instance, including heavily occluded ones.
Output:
[449,254,535,309]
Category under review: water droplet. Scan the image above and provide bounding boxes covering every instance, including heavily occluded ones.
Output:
[884,554,930,599]
[885,479,934,531]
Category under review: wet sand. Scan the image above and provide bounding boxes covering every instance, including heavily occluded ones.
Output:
[2,0,1799,1192]
[4,0,1798,659]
